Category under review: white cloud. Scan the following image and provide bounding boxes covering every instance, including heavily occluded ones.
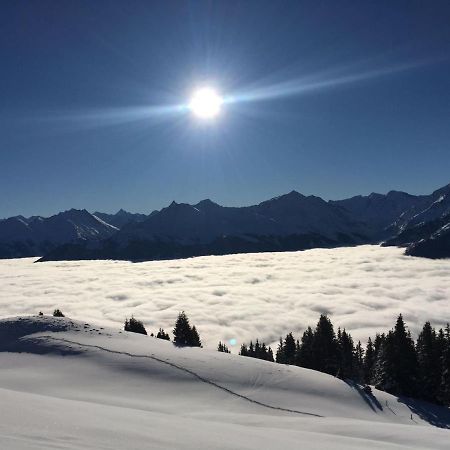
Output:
[1,245,449,350]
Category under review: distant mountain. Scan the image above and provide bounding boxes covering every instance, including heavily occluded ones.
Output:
[381,184,450,258]
[405,214,450,259]
[331,190,429,238]
[3,182,450,261]
[37,192,372,262]
[93,209,148,229]
[0,209,118,258]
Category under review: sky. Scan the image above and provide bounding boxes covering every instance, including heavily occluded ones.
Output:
[1,0,450,218]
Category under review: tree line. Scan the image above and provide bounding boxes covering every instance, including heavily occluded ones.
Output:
[238,314,450,406]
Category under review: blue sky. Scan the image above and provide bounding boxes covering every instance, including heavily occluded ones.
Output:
[1,0,449,218]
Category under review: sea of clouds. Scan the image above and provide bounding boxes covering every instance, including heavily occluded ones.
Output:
[1,245,449,350]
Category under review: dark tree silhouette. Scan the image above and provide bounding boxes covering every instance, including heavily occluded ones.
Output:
[173,312,202,347]
[124,317,147,335]
[156,328,170,341]
[53,309,65,317]
[190,326,202,347]
[218,341,231,353]
[416,321,440,401]
[312,314,338,375]
[296,326,314,369]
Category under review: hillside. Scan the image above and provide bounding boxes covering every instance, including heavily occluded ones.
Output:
[0,315,449,449]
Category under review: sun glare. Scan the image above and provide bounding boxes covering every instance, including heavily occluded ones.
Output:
[189,87,223,119]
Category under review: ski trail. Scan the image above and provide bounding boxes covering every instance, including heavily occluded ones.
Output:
[34,335,323,418]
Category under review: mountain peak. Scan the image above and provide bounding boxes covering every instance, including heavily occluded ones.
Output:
[196,199,220,209]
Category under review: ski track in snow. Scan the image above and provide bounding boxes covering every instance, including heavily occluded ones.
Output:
[36,335,323,418]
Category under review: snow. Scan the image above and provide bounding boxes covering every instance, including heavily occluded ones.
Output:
[0,246,449,350]
[0,315,449,449]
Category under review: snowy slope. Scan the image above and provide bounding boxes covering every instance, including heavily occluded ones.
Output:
[0,316,449,449]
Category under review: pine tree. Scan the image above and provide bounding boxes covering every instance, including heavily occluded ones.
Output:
[239,344,248,357]
[267,346,274,362]
[373,315,417,397]
[173,311,193,347]
[312,315,338,375]
[254,339,261,358]
[354,340,364,382]
[124,317,147,335]
[283,333,296,365]
[363,337,375,383]
[296,326,314,369]
[373,331,396,393]
[276,338,285,363]
[218,341,230,353]
[416,321,440,401]
[156,328,170,340]
[438,324,450,406]
[190,326,202,347]
[337,328,355,379]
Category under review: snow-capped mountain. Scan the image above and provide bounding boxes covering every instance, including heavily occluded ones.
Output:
[331,190,430,237]
[117,191,368,244]
[0,209,118,258]
[404,214,450,259]
[2,182,450,261]
[381,184,450,258]
[38,192,371,261]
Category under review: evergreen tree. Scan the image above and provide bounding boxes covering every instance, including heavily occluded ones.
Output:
[124,317,147,335]
[374,315,417,397]
[363,337,375,383]
[267,346,274,362]
[276,338,285,363]
[254,339,261,358]
[373,331,396,393]
[173,311,193,347]
[438,324,450,406]
[239,344,248,357]
[190,326,202,347]
[354,340,364,382]
[416,321,440,401]
[296,326,314,369]
[312,315,338,375]
[218,341,231,353]
[156,328,170,340]
[239,340,273,362]
[283,333,296,365]
[337,328,355,379]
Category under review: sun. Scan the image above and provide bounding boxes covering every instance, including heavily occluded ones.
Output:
[189,87,223,119]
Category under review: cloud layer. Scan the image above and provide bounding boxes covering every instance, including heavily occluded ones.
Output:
[1,245,449,350]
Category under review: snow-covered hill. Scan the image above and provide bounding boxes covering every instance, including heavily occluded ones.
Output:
[0,315,448,449]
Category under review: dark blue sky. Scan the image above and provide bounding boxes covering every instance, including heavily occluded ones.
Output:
[1,1,450,218]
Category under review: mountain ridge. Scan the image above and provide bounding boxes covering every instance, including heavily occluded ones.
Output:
[2,182,449,260]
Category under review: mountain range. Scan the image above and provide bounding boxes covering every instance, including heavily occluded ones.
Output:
[1,183,449,261]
